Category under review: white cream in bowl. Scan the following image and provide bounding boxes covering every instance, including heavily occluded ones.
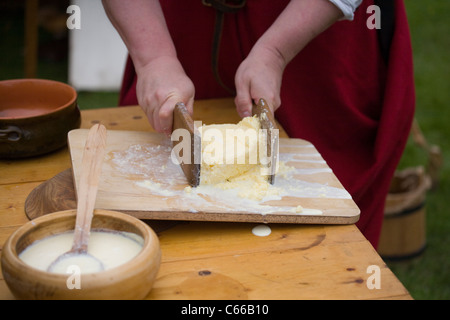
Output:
[18,230,144,274]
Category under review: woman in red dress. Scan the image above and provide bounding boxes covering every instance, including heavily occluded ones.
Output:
[102,0,415,248]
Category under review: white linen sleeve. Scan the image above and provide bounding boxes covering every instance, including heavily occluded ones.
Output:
[328,0,363,21]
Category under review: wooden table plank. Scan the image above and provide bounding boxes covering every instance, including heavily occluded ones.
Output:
[156,223,362,263]
[0,149,71,186]
[149,245,407,300]
[0,270,15,300]
[147,222,410,300]
[0,182,39,230]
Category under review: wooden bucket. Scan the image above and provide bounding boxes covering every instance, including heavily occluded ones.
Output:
[377,166,431,260]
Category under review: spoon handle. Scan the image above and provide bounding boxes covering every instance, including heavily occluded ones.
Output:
[72,124,107,252]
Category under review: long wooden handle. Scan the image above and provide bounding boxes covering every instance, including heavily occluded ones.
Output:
[72,124,107,252]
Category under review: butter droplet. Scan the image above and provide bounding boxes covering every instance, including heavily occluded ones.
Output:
[252,225,271,237]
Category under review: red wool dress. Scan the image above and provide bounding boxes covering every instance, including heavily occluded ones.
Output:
[118,0,415,248]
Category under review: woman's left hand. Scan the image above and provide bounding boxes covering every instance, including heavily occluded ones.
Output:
[234,0,343,119]
[234,44,285,118]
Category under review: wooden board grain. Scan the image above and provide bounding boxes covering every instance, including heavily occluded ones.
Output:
[24,169,185,233]
[24,169,77,217]
[67,129,360,224]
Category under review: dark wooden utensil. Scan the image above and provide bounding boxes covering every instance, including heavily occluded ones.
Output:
[172,102,201,187]
[252,98,279,184]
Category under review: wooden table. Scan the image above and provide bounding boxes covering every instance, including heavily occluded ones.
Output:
[0,98,412,300]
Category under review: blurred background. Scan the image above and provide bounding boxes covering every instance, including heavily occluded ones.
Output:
[1,0,124,108]
[1,0,449,299]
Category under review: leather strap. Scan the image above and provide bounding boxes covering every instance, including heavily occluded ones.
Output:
[204,0,394,92]
[374,0,395,64]
[202,0,246,95]
[202,0,246,13]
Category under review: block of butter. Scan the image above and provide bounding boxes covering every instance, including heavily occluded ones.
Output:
[198,116,279,200]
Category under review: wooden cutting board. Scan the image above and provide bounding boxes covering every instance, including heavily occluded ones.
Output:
[61,129,360,224]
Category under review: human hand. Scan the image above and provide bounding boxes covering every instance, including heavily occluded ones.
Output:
[234,45,285,118]
[135,56,195,135]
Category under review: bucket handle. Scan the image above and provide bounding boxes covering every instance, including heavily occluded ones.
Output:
[410,118,443,190]
[386,167,431,215]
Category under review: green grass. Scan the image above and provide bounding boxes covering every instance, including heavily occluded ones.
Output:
[76,91,120,110]
[1,1,449,300]
[387,0,450,300]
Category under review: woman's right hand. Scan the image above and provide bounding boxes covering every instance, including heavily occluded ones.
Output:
[135,56,195,135]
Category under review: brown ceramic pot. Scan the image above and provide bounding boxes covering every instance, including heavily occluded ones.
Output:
[0,79,81,159]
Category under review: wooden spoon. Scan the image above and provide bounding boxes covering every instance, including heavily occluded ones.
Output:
[47,124,107,273]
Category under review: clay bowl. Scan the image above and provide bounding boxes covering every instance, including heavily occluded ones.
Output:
[0,79,81,159]
[1,209,161,300]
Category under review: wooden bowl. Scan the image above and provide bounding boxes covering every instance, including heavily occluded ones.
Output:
[0,79,81,159]
[1,209,161,300]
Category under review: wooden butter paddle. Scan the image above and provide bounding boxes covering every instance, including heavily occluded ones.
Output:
[172,102,201,187]
[252,98,279,184]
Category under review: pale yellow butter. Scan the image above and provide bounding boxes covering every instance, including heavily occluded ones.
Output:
[197,116,280,200]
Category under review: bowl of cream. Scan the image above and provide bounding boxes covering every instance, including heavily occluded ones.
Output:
[1,209,161,300]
